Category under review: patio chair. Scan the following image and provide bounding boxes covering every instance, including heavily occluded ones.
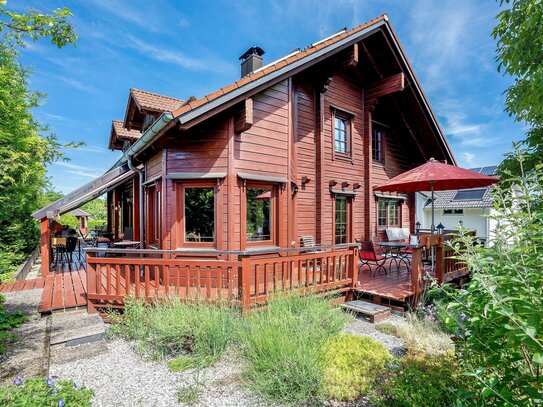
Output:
[300,235,320,253]
[358,240,387,277]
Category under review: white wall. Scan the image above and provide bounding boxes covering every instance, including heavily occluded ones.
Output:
[423,208,488,239]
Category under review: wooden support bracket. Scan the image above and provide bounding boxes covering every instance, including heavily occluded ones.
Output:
[364,72,405,106]
[234,98,253,133]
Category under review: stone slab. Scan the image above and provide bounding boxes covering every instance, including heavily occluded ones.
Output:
[341,300,391,315]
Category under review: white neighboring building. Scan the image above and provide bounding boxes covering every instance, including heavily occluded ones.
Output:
[415,166,498,244]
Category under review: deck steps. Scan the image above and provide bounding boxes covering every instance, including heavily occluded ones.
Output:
[341,300,391,323]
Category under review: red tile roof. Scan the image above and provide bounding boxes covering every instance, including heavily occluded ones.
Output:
[172,14,388,119]
[130,88,184,112]
[112,120,141,142]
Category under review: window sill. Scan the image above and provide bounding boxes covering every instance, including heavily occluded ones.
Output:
[334,154,353,164]
[372,160,385,167]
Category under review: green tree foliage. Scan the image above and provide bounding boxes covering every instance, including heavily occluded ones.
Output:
[440,150,543,406]
[0,4,76,277]
[493,0,543,175]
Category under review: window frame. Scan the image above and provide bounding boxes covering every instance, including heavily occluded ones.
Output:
[372,125,385,163]
[443,209,464,216]
[333,195,352,245]
[331,108,353,161]
[176,180,217,248]
[377,199,402,230]
[145,183,162,246]
[244,182,278,247]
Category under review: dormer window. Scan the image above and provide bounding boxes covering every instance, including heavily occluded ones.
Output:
[143,114,155,131]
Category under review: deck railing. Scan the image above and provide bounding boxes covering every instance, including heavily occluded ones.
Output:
[85,244,359,313]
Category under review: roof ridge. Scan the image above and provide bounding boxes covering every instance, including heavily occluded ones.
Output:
[130,87,184,102]
[171,14,388,118]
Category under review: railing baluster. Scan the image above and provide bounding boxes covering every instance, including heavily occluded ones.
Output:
[144,265,150,300]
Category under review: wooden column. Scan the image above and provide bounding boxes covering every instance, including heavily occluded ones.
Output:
[362,105,374,240]
[238,254,251,314]
[411,246,423,307]
[40,217,50,277]
[86,256,98,314]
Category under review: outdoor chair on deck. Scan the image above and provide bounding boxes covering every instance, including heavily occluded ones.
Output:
[357,240,387,277]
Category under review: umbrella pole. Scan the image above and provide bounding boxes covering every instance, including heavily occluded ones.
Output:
[431,182,435,271]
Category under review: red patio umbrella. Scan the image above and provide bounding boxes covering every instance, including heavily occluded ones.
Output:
[255,191,271,200]
[374,158,499,231]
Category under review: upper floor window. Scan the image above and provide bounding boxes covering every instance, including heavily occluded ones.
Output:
[333,110,352,156]
[443,209,464,215]
[378,199,400,228]
[372,127,383,162]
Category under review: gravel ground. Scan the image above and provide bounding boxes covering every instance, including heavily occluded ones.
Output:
[51,339,271,407]
[342,314,405,356]
[51,314,406,407]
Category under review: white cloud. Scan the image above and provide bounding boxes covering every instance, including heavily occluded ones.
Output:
[458,151,476,167]
[54,162,96,171]
[65,170,101,179]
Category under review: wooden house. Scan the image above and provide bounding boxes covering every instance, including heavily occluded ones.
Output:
[32,15,462,313]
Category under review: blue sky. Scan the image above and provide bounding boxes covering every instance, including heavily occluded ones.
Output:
[16,0,523,193]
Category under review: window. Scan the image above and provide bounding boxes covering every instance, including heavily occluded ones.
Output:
[334,197,349,244]
[146,185,161,245]
[372,127,383,162]
[377,199,400,228]
[444,209,464,215]
[184,187,215,242]
[333,110,351,156]
[246,187,273,242]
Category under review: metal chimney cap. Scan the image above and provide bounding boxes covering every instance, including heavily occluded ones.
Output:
[239,46,265,61]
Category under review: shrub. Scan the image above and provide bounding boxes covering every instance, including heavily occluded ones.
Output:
[436,152,543,406]
[391,315,453,357]
[377,353,470,407]
[109,297,239,367]
[239,293,351,404]
[323,334,391,401]
[0,376,93,406]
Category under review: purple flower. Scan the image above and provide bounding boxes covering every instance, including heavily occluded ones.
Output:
[51,375,59,379]
[58,399,65,407]
[13,375,24,386]
[46,377,55,387]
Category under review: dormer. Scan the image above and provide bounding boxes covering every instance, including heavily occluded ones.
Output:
[123,88,184,131]
[108,120,142,151]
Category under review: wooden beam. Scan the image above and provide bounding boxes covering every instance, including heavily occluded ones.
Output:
[234,98,253,133]
[40,217,50,277]
[365,72,405,105]
[391,99,428,161]
[342,43,359,69]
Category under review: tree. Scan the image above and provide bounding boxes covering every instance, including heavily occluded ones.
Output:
[493,0,543,176]
[0,4,76,279]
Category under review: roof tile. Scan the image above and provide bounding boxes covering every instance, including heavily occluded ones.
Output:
[130,88,184,112]
[112,120,141,142]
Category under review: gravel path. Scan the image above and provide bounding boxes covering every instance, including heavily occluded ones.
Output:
[342,314,405,356]
[51,339,271,407]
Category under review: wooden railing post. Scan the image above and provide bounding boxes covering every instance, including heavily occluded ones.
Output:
[238,254,251,314]
[411,246,423,307]
[346,248,358,301]
[435,236,444,285]
[86,252,98,314]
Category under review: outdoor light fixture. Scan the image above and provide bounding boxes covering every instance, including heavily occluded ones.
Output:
[301,176,311,190]
[458,219,464,228]
[291,181,299,196]
[437,223,445,234]
[415,221,421,234]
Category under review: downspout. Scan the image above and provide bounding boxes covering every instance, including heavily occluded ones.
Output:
[127,157,144,251]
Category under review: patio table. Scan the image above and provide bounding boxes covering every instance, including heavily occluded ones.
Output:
[374,241,412,274]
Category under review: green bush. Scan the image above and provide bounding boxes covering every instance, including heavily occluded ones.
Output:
[323,334,391,400]
[239,294,351,404]
[109,297,239,367]
[436,152,543,406]
[0,376,93,406]
[377,353,470,407]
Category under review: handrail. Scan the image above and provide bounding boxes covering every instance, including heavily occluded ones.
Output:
[84,243,360,257]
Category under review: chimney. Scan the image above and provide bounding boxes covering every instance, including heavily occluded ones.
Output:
[239,46,265,78]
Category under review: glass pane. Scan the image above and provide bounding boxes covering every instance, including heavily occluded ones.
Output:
[247,188,272,241]
[388,202,398,226]
[378,200,387,226]
[185,187,214,242]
